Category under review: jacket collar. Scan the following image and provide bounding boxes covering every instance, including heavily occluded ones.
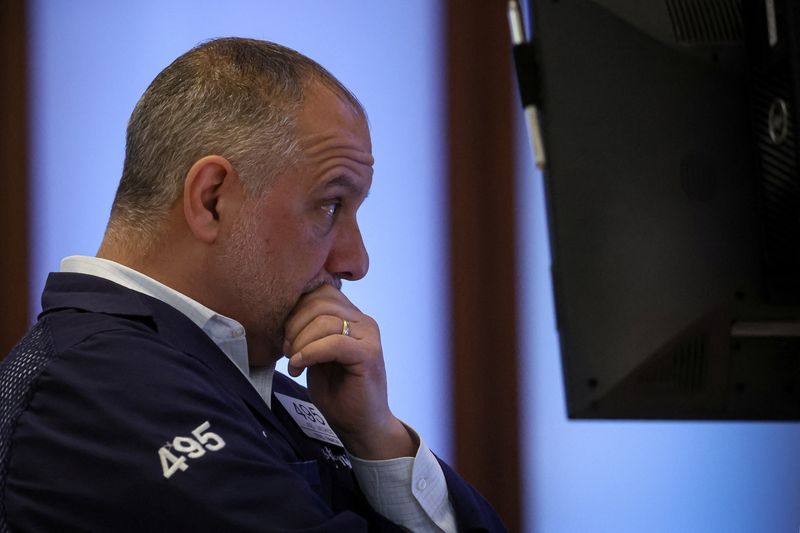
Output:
[40,272,301,453]
[41,271,152,318]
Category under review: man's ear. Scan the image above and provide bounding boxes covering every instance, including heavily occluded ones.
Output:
[183,155,239,244]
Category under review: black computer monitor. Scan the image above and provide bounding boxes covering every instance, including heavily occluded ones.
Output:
[520,0,800,419]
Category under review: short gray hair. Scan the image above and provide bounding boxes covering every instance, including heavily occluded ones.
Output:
[106,37,364,244]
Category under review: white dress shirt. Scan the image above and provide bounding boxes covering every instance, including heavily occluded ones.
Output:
[60,256,456,532]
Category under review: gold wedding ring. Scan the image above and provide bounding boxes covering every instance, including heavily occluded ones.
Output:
[341,319,351,337]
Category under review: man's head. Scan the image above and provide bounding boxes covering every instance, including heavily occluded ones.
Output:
[105,37,365,249]
[99,38,373,362]
[207,81,373,360]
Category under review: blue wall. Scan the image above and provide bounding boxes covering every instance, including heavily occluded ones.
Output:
[28,0,450,460]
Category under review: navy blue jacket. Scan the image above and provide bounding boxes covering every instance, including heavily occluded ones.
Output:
[0,273,505,532]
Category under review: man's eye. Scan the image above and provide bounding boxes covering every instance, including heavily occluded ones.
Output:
[321,202,341,219]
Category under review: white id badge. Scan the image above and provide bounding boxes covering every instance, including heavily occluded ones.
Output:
[274,392,344,447]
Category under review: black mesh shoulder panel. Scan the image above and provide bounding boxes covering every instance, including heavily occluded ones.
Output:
[0,321,56,533]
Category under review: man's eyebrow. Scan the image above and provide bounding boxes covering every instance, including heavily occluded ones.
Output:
[323,175,370,198]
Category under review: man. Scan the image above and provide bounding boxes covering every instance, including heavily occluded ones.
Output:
[0,38,504,531]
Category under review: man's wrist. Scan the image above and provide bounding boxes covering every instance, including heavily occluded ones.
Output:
[342,416,418,460]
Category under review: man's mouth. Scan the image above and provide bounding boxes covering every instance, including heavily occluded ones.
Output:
[301,277,342,295]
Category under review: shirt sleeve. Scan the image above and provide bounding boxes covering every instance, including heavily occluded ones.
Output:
[348,426,457,533]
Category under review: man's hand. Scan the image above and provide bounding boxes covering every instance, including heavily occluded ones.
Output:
[283,284,416,460]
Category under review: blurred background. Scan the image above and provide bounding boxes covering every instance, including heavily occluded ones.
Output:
[1,1,798,531]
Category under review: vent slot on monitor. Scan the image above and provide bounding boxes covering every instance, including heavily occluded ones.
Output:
[754,74,800,288]
[666,0,744,44]
[749,9,800,303]
[636,334,708,393]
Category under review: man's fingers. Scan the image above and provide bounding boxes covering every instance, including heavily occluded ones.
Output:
[288,314,357,355]
[287,335,363,375]
[284,287,359,344]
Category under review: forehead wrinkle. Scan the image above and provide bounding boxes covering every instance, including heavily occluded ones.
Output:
[306,148,374,169]
[313,156,374,178]
[301,132,373,163]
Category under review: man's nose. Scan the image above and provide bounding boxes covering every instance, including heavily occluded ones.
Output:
[326,221,369,281]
